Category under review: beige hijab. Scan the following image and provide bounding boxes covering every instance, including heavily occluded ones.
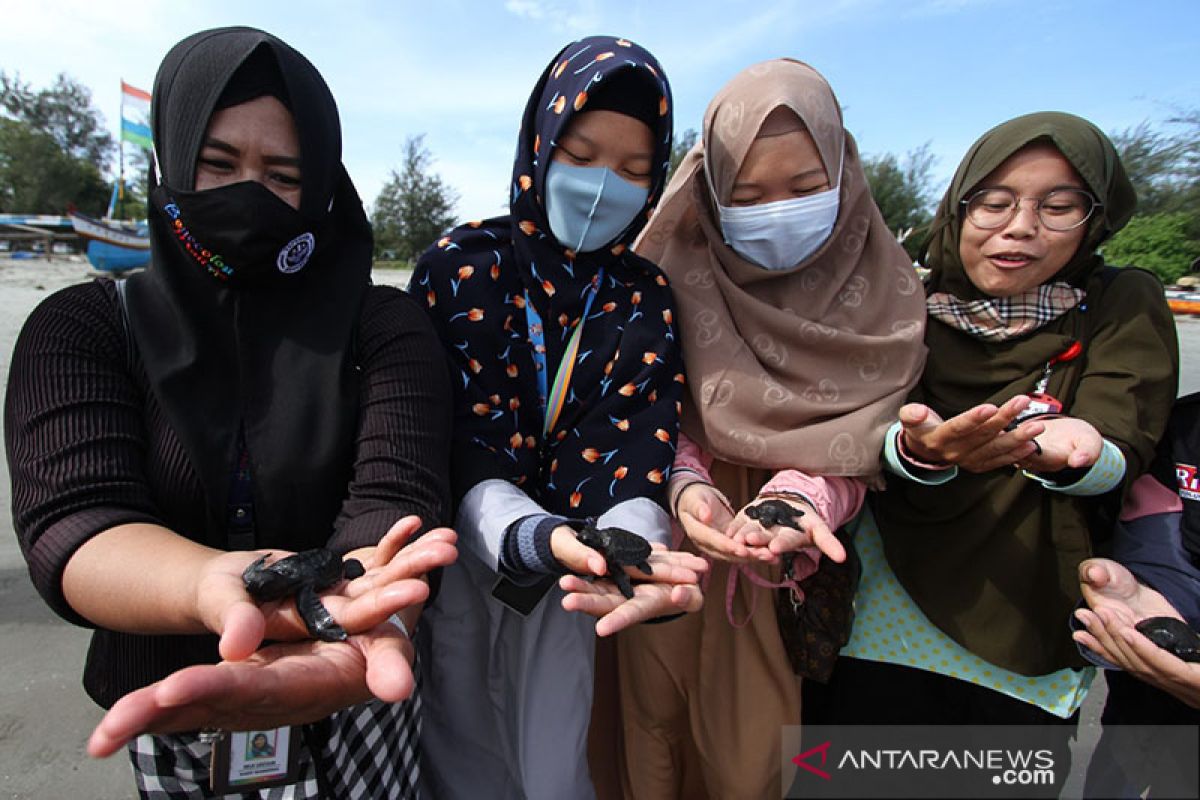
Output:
[637,59,926,476]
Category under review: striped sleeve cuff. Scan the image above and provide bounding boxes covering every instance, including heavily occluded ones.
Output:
[1023,439,1126,496]
[499,514,568,582]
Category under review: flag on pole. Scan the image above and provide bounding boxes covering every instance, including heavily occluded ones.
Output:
[120,81,152,150]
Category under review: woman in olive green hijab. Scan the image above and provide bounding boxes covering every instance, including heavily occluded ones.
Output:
[804,112,1178,746]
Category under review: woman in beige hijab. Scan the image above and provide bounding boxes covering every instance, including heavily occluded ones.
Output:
[613,59,927,797]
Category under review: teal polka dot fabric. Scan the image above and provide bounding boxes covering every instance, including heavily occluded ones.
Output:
[840,507,1094,718]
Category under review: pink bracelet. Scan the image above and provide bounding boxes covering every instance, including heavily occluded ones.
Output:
[896,429,953,471]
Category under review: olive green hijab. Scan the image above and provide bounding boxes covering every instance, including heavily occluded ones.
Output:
[873,112,1178,675]
[924,111,1137,300]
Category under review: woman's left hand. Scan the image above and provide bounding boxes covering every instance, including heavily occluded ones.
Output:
[726,498,846,564]
[87,619,413,759]
[558,543,706,636]
[212,519,456,660]
[1014,416,1103,473]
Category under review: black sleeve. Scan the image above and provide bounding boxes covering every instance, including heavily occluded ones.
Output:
[329,285,453,552]
[5,282,162,626]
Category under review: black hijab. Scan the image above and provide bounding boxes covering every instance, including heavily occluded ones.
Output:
[125,27,373,550]
[411,35,684,516]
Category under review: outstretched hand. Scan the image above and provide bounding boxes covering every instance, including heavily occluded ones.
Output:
[727,497,845,564]
[1014,417,1104,473]
[675,482,747,562]
[559,542,706,636]
[199,518,455,661]
[1072,558,1200,709]
[898,398,1044,473]
[89,518,458,758]
[87,620,413,758]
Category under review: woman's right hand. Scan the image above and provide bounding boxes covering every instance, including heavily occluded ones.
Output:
[898,397,1045,473]
[675,482,752,563]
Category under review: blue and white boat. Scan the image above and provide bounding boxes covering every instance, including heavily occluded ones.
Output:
[68,209,150,273]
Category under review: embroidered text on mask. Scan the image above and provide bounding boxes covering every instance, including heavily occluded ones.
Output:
[718,187,840,270]
[545,161,649,253]
[153,180,317,284]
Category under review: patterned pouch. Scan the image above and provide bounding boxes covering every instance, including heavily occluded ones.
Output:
[775,526,861,683]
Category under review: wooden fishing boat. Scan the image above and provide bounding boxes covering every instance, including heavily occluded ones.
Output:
[68,209,150,273]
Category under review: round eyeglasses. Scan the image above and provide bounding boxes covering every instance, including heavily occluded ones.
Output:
[960,188,1102,232]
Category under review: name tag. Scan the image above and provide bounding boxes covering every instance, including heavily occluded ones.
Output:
[209,726,303,793]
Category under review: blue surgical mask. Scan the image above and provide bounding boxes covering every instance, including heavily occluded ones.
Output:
[545,161,649,253]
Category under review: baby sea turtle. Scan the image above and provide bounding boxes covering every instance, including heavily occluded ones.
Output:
[1135,616,1200,663]
[577,522,653,599]
[744,498,805,531]
[242,548,365,642]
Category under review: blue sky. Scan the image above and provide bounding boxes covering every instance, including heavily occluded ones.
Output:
[2,0,1197,219]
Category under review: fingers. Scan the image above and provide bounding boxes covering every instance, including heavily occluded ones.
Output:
[367,516,424,568]
[340,579,432,630]
[350,533,458,594]
[1078,558,1118,591]
[770,519,846,563]
[360,625,416,703]
[678,510,754,562]
[625,547,706,585]
[217,600,267,661]
[550,527,607,576]
[1073,607,1125,665]
[897,402,932,428]
[558,575,702,637]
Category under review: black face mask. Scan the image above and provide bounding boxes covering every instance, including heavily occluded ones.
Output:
[151,180,322,287]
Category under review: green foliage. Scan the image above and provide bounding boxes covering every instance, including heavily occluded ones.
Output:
[1102,212,1200,285]
[0,71,115,215]
[1111,109,1200,235]
[0,118,109,214]
[861,142,937,259]
[1,72,113,168]
[666,128,698,185]
[371,135,459,261]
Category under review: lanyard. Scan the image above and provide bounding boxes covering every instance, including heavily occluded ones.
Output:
[1033,339,1082,395]
[525,269,604,438]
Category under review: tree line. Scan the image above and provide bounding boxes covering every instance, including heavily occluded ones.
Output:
[3,70,1197,284]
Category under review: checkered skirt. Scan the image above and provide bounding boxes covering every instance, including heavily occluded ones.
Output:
[127,685,422,799]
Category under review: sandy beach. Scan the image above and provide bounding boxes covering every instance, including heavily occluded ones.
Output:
[0,256,1196,797]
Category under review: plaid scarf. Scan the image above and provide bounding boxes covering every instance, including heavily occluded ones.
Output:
[926,282,1085,341]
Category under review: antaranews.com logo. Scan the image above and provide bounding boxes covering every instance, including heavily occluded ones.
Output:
[782,725,1076,799]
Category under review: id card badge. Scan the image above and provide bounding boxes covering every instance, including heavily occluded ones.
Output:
[1006,392,1064,430]
[1017,392,1063,420]
[209,726,302,793]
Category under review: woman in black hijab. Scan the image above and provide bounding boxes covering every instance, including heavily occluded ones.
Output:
[6,26,455,797]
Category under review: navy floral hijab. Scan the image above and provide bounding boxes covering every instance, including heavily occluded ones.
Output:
[411,35,683,518]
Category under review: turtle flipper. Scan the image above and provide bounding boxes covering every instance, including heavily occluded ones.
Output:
[610,565,636,600]
[296,584,348,642]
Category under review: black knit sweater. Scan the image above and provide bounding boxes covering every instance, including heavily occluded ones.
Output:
[5,279,451,708]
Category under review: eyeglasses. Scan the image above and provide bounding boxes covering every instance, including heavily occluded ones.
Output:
[960,188,1102,232]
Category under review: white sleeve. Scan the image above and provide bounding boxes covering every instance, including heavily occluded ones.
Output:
[595,497,672,548]
[456,479,547,570]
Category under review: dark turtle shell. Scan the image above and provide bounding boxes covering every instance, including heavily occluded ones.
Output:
[744,498,805,531]
[577,523,653,599]
[1135,616,1200,663]
[242,548,365,641]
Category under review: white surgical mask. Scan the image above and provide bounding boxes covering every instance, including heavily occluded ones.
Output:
[716,146,843,270]
[545,161,649,253]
